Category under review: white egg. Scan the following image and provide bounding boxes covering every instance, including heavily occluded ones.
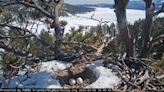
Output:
[69,78,76,85]
[76,77,83,84]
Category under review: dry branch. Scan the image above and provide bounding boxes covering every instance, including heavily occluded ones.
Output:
[2,0,55,19]
[75,15,110,24]
[151,34,164,44]
[62,41,97,51]
[0,42,31,57]
[0,34,34,39]
[0,23,54,50]
[95,56,164,91]
[0,23,32,34]
[153,3,164,16]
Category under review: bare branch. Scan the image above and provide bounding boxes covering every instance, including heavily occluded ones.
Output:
[0,34,34,39]
[157,74,164,80]
[118,71,139,88]
[9,63,23,69]
[151,34,164,44]
[2,1,18,6]
[3,0,55,19]
[75,15,110,24]
[0,23,32,34]
[153,3,164,16]
[62,41,97,51]
[0,23,53,50]
[0,42,30,57]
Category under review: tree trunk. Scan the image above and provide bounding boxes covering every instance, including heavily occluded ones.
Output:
[53,0,64,55]
[114,0,135,57]
[140,0,153,58]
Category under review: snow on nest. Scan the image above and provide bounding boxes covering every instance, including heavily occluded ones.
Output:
[9,71,61,88]
[86,63,120,88]
[40,60,69,72]
[7,60,69,88]
[1,60,120,88]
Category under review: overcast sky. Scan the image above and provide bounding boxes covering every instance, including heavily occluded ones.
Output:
[65,0,140,5]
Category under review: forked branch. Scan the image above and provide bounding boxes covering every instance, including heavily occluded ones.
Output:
[3,0,55,19]
[154,3,164,16]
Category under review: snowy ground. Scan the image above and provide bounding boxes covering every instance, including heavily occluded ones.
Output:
[0,60,120,88]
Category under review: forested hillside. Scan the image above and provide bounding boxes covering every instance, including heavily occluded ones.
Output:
[62,3,95,16]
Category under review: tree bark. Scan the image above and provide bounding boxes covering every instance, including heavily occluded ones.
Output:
[140,0,164,58]
[53,0,64,55]
[140,0,153,58]
[114,0,135,57]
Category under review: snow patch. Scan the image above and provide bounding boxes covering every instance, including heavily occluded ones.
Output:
[5,60,70,88]
[86,63,120,88]
[40,60,69,72]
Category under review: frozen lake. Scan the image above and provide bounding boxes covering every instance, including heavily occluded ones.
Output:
[21,7,164,34]
[60,7,164,33]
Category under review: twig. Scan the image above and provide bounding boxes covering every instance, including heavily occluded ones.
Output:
[123,85,128,92]
[157,74,164,80]
[118,71,139,88]
[0,42,31,57]
[142,78,150,92]
[3,0,55,19]
[75,15,110,24]
[0,34,34,39]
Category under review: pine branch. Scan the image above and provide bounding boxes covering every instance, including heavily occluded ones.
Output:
[0,42,31,57]
[0,23,54,50]
[0,34,34,39]
[3,0,55,19]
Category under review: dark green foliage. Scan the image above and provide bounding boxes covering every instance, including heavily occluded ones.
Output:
[63,18,164,59]
[0,29,27,64]
[0,29,54,64]
[63,23,122,56]
[102,23,122,56]
[60,20,68,27]
[129,17,164,59]
[152,17,164,59]
[128,19,144,55]
[158,54,164,68]
[103,41,117,54]
[64,25,102,45]
[27,30,54,57]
